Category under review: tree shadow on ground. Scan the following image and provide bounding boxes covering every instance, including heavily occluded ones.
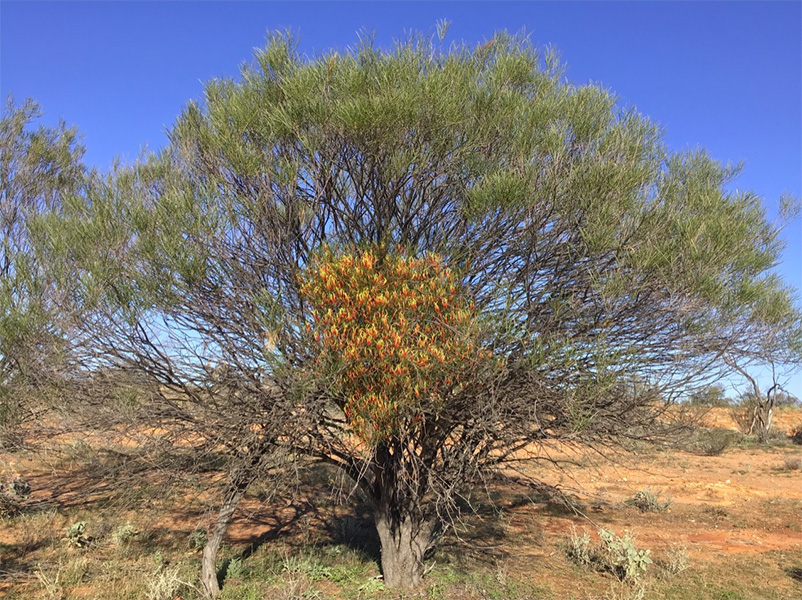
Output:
[321,499,382,565]
[236,500,317,563]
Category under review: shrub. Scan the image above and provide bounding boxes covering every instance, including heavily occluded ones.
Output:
[790,424,802,445]
[763,427,789,446]
[146,564,189,600]
[659,544,689,576]
[225,556,245,580]
[597,528,653,582]
[625,490,671,513]
[566,526,593,566]
[729,400,757,436]
[782,456,802,471]
[112,522,138,546]
[188,527,207,551]
[689,428,740,456]
[566,527,652,583]
[62,521,90,548]
[688,385,732,407]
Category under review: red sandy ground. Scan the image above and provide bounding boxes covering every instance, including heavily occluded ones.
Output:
[1,408,801,598]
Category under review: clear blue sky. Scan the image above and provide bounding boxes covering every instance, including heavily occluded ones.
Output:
[2,1,800,397]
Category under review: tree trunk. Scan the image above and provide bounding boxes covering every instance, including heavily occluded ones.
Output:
[374,507,434,589]
[757,402,775,443]
[200,482,248,598]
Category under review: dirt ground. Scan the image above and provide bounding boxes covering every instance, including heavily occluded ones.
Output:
[1,408,801,599]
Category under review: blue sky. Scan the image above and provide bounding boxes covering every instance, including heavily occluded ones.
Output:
[2,1,800,397]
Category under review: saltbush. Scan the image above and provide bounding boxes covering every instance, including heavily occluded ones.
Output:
[567,527,652,583]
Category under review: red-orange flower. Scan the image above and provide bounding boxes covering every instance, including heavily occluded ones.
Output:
[299,245,485,444]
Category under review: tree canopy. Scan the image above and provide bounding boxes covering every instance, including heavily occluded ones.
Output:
[0,98,86,442]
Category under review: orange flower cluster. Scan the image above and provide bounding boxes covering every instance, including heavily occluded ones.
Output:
[299,246,484,444]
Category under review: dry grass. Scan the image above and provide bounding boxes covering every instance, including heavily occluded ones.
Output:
[2,419,802,599]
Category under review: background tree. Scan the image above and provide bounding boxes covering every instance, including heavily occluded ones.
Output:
[0,98,86,447]
[688,385,733,407]
[49,31,801,589]
[727,358,800,442]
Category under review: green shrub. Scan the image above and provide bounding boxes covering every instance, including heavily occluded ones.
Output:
[225,556,245,580]
[62,521,90,548]
[188,527,207,551]
[597,528,653,582]
[566,527,652,583]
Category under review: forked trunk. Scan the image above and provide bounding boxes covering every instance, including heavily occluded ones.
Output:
[757,404,775,443]
[375,508,434,589]
[200,483,248,598]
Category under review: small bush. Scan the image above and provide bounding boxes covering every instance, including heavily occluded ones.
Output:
[689,428,740,456]
[659,544,689,576]
[763,427,789,446]
[145,564,189,600]
[597,528,653,582]
[112,522,138,546]
[225,556,245,580]
[282,553,332,582]
[566,527,652,583]
[789,424,802,445]
[566,526,592,566]
[188,527,207,551]
[625,490,671,513]
[782,456,802,471]
[730,401,757,435]
[703,506,729,520]
[602,582,647,600]
[62,521,90,548]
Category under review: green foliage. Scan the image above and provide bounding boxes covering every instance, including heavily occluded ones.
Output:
[597,528,653,583]
[0,97,86,391]
[566,526,593,566]
[689,385,733,407]
[188,527,207,551]
[31,28,802,590]
[225,556,246,580]
[567,527,653,583]
[62,521,90,548]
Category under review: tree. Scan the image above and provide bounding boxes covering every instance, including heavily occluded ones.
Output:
[48,31,801,589]
[0,98,86,446]
[727,359,799,442]
[43,157,304,598]
[688,385,732,407]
